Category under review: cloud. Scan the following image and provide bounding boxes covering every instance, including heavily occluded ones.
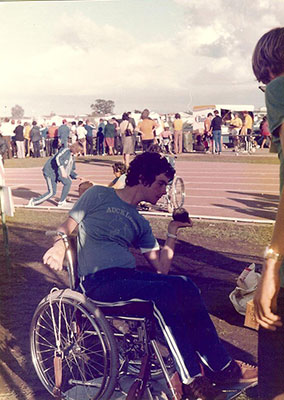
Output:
[0,0,284,114]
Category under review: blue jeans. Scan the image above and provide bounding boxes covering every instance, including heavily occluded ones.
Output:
[86,136,93,155]
[32,140,41,158]
[79,267,231,383]
[60,136,69,149]
[213,130,222,153]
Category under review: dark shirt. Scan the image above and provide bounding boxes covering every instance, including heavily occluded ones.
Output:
[40,127,48,139]
[129,117,136,130]
[30,126,42,142]
[58,124,70,140]
[211,116,222,131]
[14,125,24,141]
[84,124,94,137]
[104,123,116,138]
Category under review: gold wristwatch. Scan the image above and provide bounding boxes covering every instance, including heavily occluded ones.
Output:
[264,247,284,262]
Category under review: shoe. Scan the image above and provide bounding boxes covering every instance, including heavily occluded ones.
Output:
[212,360,258,384]
[58,200,67,208]
[183,376,226,400]
[27,198,35,207]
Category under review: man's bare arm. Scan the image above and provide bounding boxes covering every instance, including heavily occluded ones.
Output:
[143,219,192,275]
[254,122,284,329]
[43,217,78,271]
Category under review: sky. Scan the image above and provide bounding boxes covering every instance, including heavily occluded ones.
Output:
[0,0,283,118]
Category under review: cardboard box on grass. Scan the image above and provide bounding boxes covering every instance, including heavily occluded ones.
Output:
[244,299,259,331]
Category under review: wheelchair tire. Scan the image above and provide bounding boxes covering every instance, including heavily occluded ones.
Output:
[30,289,118,400]
[171,176,185,209]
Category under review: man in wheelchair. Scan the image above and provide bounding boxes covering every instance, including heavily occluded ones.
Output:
[43,151,257,400]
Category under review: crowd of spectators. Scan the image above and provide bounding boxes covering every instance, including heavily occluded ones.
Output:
[194,111,271,154]
[0,109,270,161]
[0,110,184,161]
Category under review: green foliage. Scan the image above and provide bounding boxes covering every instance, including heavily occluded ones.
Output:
[90,99,115,116]
[11,104,24,119]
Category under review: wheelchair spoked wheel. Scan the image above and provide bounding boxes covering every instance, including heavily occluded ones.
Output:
[30,289,118,400]
[170,176,185,210]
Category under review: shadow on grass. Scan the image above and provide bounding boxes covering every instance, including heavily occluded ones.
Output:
[0,226,67,400]
[134,237,262,327]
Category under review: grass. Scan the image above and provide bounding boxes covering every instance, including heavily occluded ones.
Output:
[3,150,280,168]
[0,209,271,400]
[4,208,273,248]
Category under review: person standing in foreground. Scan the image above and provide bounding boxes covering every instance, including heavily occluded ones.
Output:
[84,119,95,155]
[1,118,13,159]
[210,110,222,154]
[104,118,116,155]
[120,112,134,168]
[23,121,31,157]
[137,109,157,152]
[252,27,284,400]
[43,152,257,400]
[76,121,87,156]
[260,116,270,149]
[13,120,25,158]
[241,111,253,152]
[30,121,42,158]
[173,113,183,154]
[28,142,83,208]
[204,113,213,152]
[58,119,70,149]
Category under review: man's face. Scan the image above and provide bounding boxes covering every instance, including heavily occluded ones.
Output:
[143,173,169,204]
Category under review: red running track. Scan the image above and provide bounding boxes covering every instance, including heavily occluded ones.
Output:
[4,158,280,223]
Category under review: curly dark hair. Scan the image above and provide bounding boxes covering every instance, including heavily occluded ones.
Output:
[126,152,175,187]
[252,27,284,84]
[112,161,127,174]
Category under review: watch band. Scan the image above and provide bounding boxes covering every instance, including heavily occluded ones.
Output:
[167,233,178,240]
[264,247,284,262]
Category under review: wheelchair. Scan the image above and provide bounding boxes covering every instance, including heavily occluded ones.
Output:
[30,232,180,400]
[153,175,185,214]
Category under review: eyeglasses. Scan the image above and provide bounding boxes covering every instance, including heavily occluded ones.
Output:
[258,85,266,93]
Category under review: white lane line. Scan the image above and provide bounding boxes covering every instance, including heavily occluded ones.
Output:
[184,186,279,191]
[187,204,277,210]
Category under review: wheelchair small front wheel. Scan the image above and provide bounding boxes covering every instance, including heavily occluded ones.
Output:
[171,176,185,209]
[30,289,118,400]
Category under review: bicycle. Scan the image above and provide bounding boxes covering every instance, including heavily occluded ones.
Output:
[30,231,179,400]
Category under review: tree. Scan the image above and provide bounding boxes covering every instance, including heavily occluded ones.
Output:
[90,99,115,116]
[11,104,24,119]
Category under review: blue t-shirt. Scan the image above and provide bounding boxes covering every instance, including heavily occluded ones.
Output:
[266,76,284,138]
[58,124,70,140]
[266,76,284,192]
[69,186,159,277]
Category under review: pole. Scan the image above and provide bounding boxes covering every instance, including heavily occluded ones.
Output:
[0,190,11,271]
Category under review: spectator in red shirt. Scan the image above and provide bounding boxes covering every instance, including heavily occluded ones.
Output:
[260,116,270,149]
